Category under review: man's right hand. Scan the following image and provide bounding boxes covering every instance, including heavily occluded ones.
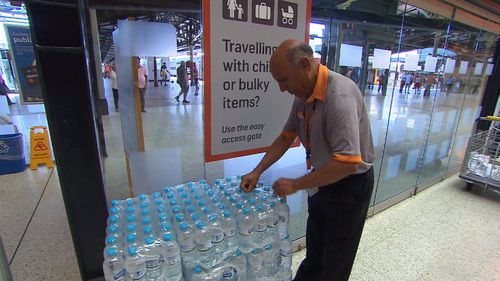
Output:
[240,170,260,193]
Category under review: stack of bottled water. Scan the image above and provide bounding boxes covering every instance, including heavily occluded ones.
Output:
[103,176,292,281]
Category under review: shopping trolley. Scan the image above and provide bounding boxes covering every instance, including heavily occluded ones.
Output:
[459,116,500,192]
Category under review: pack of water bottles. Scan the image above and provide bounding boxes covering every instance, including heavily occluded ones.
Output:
[103,176,293,281]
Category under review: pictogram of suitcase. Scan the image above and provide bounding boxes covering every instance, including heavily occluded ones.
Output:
[255,2,271,20]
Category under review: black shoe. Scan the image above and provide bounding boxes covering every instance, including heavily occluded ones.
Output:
[175,96,180,102]
[182,100,190,104]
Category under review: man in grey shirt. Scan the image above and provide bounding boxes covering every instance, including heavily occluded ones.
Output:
[240,39,375,281]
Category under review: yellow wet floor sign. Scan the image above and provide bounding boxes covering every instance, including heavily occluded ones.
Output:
[30,126,53,169]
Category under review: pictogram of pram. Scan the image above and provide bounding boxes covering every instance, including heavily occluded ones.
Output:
[281,6,294,25]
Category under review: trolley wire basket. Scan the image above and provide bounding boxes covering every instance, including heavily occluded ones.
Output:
[459,116,500,191]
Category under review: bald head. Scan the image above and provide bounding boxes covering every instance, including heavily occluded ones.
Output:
[271,39,315,67]
[270,39,319,101]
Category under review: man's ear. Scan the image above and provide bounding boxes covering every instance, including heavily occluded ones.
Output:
[298,56,311,71]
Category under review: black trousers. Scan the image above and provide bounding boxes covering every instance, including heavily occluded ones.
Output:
[112,88,118,109]
[294,167,374,281]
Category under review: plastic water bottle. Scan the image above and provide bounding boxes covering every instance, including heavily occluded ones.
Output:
[221,210,238,255]
[247,248,263,281]
[207,214,225,263]
[262,244,281,277]
[194,221,216,268]
[238,208,255,254]
[177,222,197,269]
[103,247,126,281]
[160,233,182,281]
[254,205,268,246]
[231,249,248,281]
[277,199,290,239]
[124,247,146,280]
[280,237,292,270]
[142,236,162,281]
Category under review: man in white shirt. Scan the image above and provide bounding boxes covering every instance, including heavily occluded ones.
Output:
[137,62,148,112]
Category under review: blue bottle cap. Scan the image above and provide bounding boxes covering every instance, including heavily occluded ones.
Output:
[139,194,147,201]
[188,182,195,188]
[172,206,181,214]
[126,206,135,214]
[198,200,206,208]
[127,223,136,232]
[176,186,185,193]
[142,216,151,225]
[162,233,173,242]
[186,205,196,214]
[180,192,188,199]
[207,191,215,198]
[269,201,276,208]
[225,176,232,182]
[161,222,171,231]
[127,247,137,255]
[179,222,189,232]
[194,194,202,200]
[212,197,220,203]
[280,198,286,204]
[208,214,218,222]
[260,195,269,201]
[152,192,161,198]
[127,214,135,223]
[229,195,237,202]
[158,213,168,222]
[204,184,211,191]
[170,199,178,206]
[199,179,207,184]
[237,175,243,180]
[175,213,184,222]
[106,236,117,245]
[145,236,155,245]
[258,181,264,187]
[163,187,172,193]
[140,208,150,216]
[230,181,238,187]
[263,244,272,250]
[215,179,222,185]
[219,184,226,190]
[202,207,211,214]
[108,215,119,224]
[191,213,201,222]
[223,210,231,217]
[243,208,251,215]
[183,199,192,206]
[154,198,163,206]
[218,203,225,210]
[235,249,242,256]
[143,225,153,235]
[111,200,120,207]
[253,189,261,194]
[196,221,206,229]
[140,201,149,209]
[236,201,244,209]
[108,224,119,233]
[249,198,257,205]
[264,186,271,192]
[224,190,231,197]
[106,247,118,257]
[157,205,167,214]
[166,192,174,199]
[126,233,136,243]
[257,205,264,212]
[126,198,134,206]
[109,207,119,215]
[194,265,203,274]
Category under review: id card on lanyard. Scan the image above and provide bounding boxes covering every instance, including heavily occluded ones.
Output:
[304,101,316,172]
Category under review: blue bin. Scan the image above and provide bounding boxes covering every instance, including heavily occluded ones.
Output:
[0,133,26,175]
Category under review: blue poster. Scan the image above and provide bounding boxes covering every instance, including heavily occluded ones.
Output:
[5,25,42,103]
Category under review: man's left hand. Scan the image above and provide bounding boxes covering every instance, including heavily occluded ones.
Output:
[272,178,299,198]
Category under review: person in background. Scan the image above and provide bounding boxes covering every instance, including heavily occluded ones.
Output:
[175,61,190,104]
[0,76,14,105]
[404,72,413,94]
[366,70,374,90]
[137,59,148,113]
[240,39,375,281]
[160,62,171,86]
[446,76,454,95]
[424,73,436,96]
[192,62,200,96]
[399,72,406,94]
[413,73,422,95]
[109,66,119,111]
[377,72,385,95]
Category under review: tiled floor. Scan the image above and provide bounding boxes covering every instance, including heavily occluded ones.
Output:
[1,168,499,280]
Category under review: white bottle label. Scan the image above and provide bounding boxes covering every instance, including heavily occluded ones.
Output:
[279,215,288,224]
[146,258,161,269]
[165,254,181,265]
[113,269,125,281]
[255,222,267,232]
[131,262,146,280]
[269,218,279,227]
[196,239,213,251]
[212,230,225,243]
[225,228,236,237]
[215,266,237,281]
[180,240,195,252]
[239,225,254,236]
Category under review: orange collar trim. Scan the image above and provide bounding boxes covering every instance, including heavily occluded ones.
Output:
[306,64,328,103]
